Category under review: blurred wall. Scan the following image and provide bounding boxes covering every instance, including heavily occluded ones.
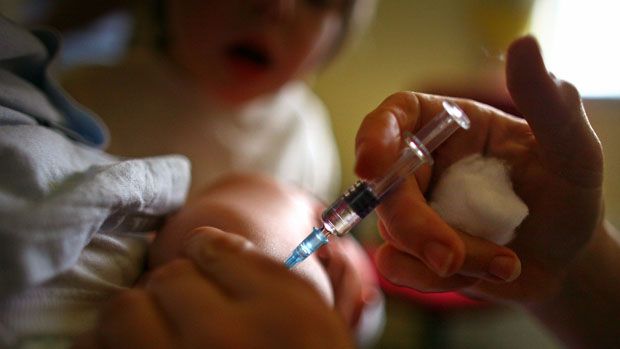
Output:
[586,99,620,226]
[313,0,619,226]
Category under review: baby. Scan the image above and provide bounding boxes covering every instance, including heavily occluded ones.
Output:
[0,6,381,347]
[61,0,384,342]
[60,0,384,340]
[61,0,376,201]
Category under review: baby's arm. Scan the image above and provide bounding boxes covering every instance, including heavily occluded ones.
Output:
[149,172,335,304]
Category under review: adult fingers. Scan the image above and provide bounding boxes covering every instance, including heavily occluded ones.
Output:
[355,92,461,182]
[355,92,480,179]
[354,93,488,278]
[355,92,421,180]
[506,35,603,187]
[143,258,237,347]
[94,289,175,349]
[181,227,310,300]
[377,231,522,291]
[375,243,478,292]
[376,178,466,277]
[378,214,521,283]
[354,90,524,282]
[458,233,521,283]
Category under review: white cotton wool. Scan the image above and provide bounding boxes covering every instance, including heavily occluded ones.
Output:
[429,154,528,245]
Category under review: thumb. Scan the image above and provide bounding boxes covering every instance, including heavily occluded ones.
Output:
[506,35,603,187]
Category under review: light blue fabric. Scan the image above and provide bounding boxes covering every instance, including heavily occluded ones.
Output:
[0,15,190,303]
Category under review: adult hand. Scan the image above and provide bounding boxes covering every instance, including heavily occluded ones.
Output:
[73,227,355,349]
[354,36,603,302]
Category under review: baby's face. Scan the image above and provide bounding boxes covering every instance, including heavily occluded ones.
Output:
[165,0,345,106]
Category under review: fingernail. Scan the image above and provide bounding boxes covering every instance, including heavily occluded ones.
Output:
[185,229,252,264]
[206,234,252,255]
[423,242,454,277]
[489,256,521,282]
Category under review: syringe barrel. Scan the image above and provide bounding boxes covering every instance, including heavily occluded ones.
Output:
[371,101,470,200]
[320,101,469,237]
[321,181,378,236]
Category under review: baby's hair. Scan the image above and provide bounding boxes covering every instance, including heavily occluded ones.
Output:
[324,0,377,65]
[128,0,166,51]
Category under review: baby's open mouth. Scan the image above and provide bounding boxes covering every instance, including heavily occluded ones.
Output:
[226,43,273,69]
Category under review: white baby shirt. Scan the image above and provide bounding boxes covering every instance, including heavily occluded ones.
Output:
[61,48,341,202]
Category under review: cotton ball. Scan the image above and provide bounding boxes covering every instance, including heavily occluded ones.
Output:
[429,154,528,245]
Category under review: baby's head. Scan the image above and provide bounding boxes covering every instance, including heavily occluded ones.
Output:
[136,0,375,106]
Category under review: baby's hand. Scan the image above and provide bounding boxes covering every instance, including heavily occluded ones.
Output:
[73,228,355,349]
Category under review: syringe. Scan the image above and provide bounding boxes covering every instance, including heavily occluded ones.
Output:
[284,100,470,269]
